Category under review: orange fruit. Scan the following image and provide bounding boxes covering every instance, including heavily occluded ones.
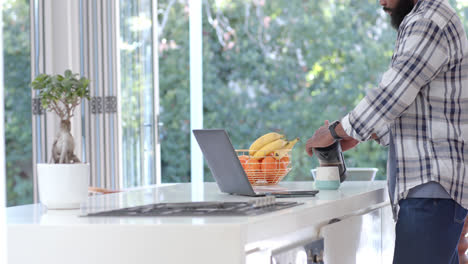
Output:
[261,157,278,171]
[238,155,249,170]
[279,156,290,168]
[278,156,290,177]
[261,157,279,184]
[245,158,261,183]
[246,158,261,171]
[245,159,260,176]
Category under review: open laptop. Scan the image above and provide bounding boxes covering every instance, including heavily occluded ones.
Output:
[193,129,318,197]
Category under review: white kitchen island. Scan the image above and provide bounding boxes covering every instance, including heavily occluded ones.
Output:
[7,181,394,264]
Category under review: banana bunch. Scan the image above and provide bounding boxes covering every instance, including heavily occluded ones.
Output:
[273,137,299,159]
[249,132,299,160]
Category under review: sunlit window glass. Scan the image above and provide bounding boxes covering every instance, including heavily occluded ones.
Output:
[3,0,32,206]
[119,0,156,187]
[158,0,191,183]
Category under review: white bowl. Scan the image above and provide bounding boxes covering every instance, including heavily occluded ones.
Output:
[311,167,378,181]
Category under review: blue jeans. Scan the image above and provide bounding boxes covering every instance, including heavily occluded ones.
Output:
[393,198,468,264]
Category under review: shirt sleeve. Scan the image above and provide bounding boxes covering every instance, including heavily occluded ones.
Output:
[341,18,449,142]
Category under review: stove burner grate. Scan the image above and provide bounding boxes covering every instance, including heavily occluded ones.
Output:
[85,199,302,217]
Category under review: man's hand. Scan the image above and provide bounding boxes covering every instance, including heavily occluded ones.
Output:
[305,120,359,156]
[306,120,335,156]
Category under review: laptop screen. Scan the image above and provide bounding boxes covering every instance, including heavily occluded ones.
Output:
[192,129,256,196]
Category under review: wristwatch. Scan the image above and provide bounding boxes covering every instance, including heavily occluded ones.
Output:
[329,120,343,140]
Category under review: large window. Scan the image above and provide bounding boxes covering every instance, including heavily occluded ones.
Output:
[155,0,395,181]
[158,0,468,182]
[4,0,468,205]
[201,0,395,180]
[2,0,32,206]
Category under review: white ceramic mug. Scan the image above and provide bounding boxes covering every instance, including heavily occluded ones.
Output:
[316,166,340,181]
[315,166,340,190]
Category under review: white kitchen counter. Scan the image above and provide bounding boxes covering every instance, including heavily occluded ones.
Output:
[7,181,392,264]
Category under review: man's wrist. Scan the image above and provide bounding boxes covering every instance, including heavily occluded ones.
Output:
[328,121,343,140]
[335,123,351,139]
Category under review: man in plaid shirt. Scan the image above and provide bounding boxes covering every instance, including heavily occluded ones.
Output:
[306,0,468,262]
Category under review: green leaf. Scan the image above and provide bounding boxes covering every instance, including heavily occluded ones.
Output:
[30,69,91,116]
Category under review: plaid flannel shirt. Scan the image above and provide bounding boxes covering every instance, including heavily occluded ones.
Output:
[341,0,468,210]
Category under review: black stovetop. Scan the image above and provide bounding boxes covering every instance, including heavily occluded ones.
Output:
[85,198,302,217]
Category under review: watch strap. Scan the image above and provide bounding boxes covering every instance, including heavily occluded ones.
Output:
[329,121,343,140]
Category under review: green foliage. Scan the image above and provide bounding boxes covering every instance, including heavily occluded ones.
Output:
[159,0,396,181]
[159,0,468,183]
[31,70,90,121]
[3,0,33,206]
[158,0,191,183]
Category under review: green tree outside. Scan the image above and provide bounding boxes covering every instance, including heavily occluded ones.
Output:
[158,0,468,182]
[3,0,32,206]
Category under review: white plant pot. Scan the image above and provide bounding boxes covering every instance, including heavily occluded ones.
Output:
[37,163,90,209]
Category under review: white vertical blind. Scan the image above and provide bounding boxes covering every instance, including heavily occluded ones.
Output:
[190,0,204,184]
[152,0,161,185]
[31,0,47,203]
[108,0,119,189]
[89,0,105,187]
[43,0,82,164]
[115,0,124,188]
[31,0,84,202]
[29,0,121,193]
[82,0,120,189]
[28,0,82,204]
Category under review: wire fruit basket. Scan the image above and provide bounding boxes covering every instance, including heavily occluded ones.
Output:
[235,149,292,185]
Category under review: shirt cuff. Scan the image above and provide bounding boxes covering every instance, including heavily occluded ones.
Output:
[342,113,390,146]
[341,114,365,142]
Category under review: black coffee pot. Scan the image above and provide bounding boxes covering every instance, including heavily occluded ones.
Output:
[313,141,347,182]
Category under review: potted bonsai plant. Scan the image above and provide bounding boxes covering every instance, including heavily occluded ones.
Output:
[31,69,91,209]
